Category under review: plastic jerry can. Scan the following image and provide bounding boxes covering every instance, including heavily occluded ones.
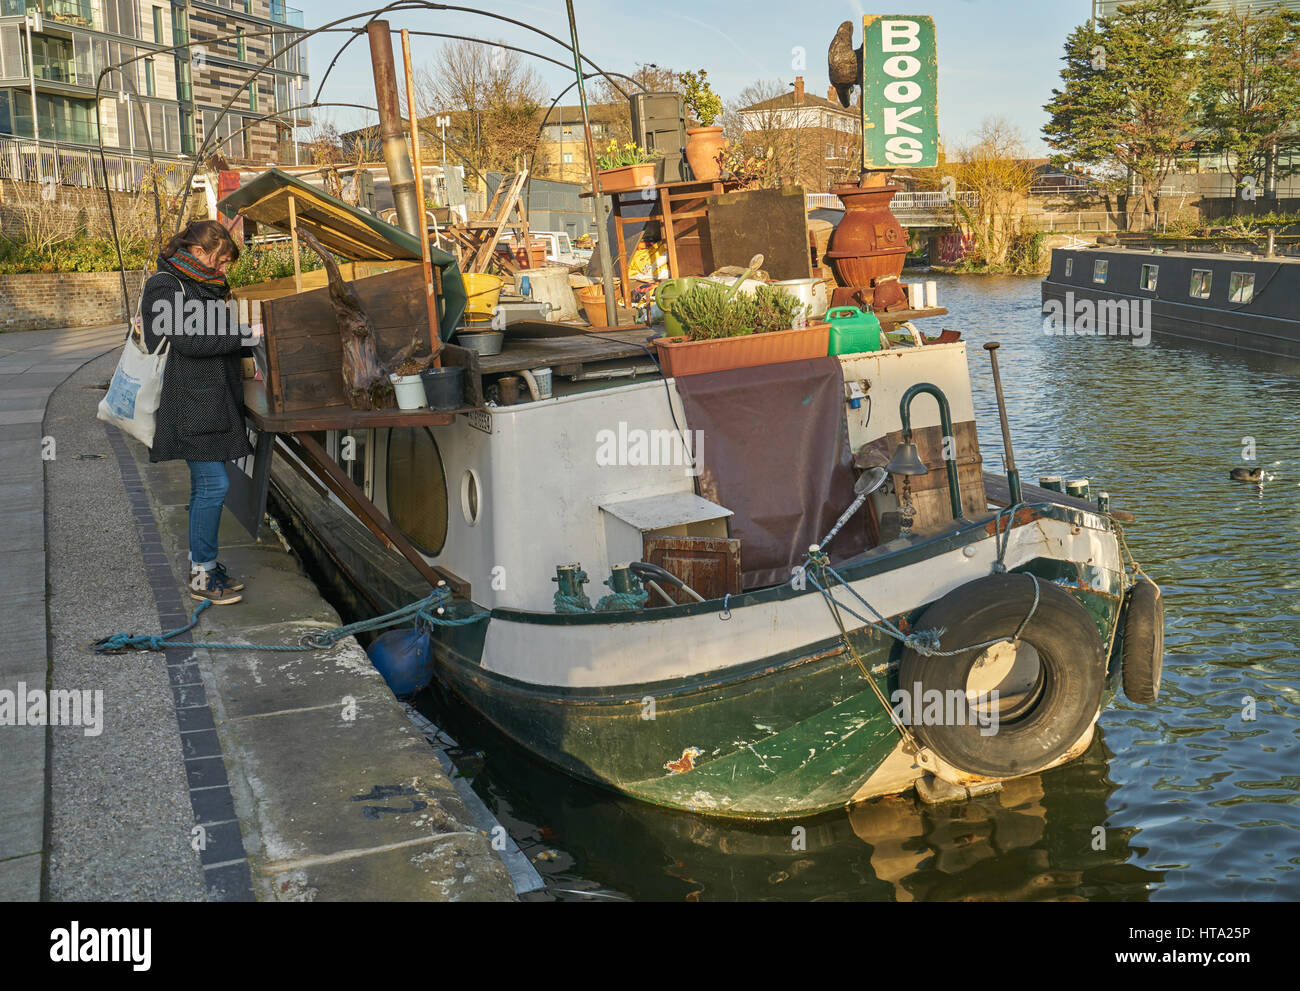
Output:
[826,306,884,355]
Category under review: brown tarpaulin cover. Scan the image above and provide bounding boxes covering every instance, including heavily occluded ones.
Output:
[675,357,865,589]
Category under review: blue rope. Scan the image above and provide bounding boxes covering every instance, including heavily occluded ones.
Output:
[93,586,488,655]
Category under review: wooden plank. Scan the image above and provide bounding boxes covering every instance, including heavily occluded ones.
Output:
[644,535,742,605]
[470,329,655,374]
[244,379,462,432]
[262,266,442,412]
[283,432,470,598]
[702,186,811,280]
[288,193,302,293]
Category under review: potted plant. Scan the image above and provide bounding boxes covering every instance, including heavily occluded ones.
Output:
[653,281,831,377]
[596,139,659,195]
[680,70,726,182]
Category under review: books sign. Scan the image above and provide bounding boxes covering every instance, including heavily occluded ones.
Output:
[861,15,939,170]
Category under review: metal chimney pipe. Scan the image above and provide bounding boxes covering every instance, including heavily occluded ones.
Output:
[1267,228,1277,259]
[369,20,420,236]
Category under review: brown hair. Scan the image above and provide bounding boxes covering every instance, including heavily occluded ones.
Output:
[161,220,240,265]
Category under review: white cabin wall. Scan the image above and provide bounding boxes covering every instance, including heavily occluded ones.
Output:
[382,380,697,613]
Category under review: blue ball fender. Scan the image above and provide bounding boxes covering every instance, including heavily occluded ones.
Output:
[367,627,434,698]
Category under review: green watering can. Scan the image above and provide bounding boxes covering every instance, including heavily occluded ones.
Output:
[654,277,701,337]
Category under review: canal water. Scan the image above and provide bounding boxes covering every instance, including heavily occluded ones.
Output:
[413,273,1300,901]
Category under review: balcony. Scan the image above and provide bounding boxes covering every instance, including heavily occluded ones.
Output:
[269,1,303,28]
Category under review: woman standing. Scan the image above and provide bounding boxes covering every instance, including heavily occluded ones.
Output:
[141,220,257,605]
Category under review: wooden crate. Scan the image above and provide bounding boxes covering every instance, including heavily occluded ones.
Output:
[261,265,444,413]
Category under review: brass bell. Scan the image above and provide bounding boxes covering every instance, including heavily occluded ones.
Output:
[886,441,929,476]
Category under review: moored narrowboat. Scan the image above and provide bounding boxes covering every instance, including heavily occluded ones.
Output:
[1042,245,1300,358]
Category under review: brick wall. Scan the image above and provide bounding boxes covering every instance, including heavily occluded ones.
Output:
[0,271,147,334]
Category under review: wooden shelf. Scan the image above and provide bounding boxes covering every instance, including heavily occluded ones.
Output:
[243,379,466,433]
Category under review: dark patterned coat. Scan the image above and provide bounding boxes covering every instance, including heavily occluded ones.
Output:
[141,256,253,464]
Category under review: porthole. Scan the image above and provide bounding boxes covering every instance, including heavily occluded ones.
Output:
[461,468,481,526]
[386,428,448,555]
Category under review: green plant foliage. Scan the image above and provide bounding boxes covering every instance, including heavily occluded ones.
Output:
[596,139,658,171]
[0,236,151,274]
[225,241,326,288]
[679,70,722,127]
[672,281,802,341]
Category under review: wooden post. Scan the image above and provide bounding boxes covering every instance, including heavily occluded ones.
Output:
[288,193,302,293]
[401,28,442,365]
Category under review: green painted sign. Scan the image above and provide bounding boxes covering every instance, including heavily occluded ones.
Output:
[860,15,939,170]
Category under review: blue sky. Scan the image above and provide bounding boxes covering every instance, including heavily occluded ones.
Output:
[301,1,1088,155]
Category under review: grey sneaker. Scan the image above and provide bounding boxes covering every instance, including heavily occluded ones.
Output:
[190,567,243,605]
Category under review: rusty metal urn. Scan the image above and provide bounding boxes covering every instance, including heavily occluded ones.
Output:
[826,182,909,292]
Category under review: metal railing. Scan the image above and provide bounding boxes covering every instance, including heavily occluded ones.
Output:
[0,133,186,192]
[1022,210,1166,233]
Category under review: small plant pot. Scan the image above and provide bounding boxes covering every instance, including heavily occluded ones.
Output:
[389,372,427,410]
[420,365,463,411]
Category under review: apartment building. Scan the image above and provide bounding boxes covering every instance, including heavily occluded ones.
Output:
[735,76,860,192]
[0,0,309,165]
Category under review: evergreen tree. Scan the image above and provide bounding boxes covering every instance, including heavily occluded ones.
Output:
[1043,0,1208,229]
[1199,8,1300,199]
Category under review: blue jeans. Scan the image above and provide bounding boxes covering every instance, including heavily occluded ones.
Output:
[187,461,229,570]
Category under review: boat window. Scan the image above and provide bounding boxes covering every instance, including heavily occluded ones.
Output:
[1229,272,1255,304]
[1140,264,1158,291]
[1092,260,1107,283]
[1064,258,1073,277]
[1190,269,1213,299]
[386,428,448,556]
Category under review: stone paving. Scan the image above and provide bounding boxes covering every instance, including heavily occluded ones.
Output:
[1,326,516,901]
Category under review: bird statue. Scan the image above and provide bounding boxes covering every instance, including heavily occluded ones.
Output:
[828,20,863,109]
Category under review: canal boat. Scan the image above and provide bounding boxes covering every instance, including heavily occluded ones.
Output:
[259,319,1162,820]
[217,13,1162,823]
[1042,245,1300,358]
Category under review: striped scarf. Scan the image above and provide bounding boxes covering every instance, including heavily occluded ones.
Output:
[169,249,228,287]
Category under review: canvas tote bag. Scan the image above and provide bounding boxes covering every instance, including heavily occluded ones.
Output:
[97,273,182,448]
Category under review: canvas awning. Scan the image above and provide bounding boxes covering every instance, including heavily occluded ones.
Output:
[217,168,466,339]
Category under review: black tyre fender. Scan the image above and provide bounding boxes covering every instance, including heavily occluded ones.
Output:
[1120,578,1164,705]
[898,573,1107,779]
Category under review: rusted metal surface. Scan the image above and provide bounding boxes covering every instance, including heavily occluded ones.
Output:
[368,21,420,237]
[401,27,442,361]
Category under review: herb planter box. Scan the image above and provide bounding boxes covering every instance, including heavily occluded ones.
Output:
[653,322,830,377]
[598,162,657,195]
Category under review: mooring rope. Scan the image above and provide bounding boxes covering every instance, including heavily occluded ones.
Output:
[92,585,488,655]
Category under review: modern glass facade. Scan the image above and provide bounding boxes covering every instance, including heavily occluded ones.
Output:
[0,0,307,162]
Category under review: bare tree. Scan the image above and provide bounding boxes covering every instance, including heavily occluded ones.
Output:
[413,41,547,186]
[945,117,1040,269]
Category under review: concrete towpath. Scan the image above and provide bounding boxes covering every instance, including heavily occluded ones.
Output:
[1,326,517,901]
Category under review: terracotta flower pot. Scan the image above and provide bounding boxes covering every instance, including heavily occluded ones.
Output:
[653,323,830,377]
[685,126,726,182]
